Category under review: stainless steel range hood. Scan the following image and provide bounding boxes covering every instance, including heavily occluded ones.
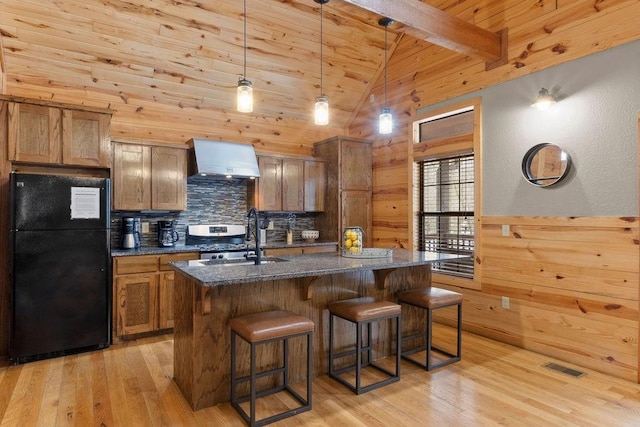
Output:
[187,138,260,179]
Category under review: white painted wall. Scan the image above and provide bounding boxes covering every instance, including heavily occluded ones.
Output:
[418,39,640,216]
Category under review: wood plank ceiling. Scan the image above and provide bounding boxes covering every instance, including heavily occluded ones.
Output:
[0,0,500,134]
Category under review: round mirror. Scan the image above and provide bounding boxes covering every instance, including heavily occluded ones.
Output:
[521,143,571,187]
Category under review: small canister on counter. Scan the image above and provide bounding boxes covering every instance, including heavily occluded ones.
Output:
[343,226,364,254]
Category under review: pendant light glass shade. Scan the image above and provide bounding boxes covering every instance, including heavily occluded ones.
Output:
[237,0,253,112]
[314,0,329,126]
[237,78,253,113]
[379,107,392,134]
[238,78,253,113]
[314,95,329,125]
[378,17,393,134]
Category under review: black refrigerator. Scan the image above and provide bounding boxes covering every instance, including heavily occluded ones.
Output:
[9,172,111,364]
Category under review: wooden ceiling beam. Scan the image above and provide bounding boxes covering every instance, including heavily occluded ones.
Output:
[341,0,508,69]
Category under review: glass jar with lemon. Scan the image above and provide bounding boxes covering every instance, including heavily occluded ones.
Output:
[342,226,364,254]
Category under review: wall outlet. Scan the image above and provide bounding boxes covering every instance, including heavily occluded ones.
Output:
[502,296,510,309]
[501,224,510,237]
[267,220,274,230]
[141,222,150,233]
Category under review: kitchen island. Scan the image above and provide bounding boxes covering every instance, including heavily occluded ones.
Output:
[170,249,462,410]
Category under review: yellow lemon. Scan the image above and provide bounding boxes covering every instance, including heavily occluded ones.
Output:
[345,239,352,249]
[352,239,360,247]
[350,246,360,253]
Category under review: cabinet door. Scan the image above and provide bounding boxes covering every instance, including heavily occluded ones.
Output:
[112,143,152,210]
[282,158,304,212]
[158,271,175,329]
[341,190,372,247]
[341,139,372,191]
[62,109,111,167]
[256,156,282,211]
[152,146,187,211]
[304,160,325,212]
[7,103,61,164]
[115,274,158,336]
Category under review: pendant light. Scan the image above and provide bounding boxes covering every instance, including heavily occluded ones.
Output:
[237,0,253,113]
[314,0,329,125]
[378,18,393,134]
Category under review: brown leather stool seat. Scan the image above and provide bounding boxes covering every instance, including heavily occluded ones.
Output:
[397,287,463,371]
[230,310,314,426]
[328,297,401,394]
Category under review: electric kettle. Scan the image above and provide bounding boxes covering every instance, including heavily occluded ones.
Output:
[158,220,179,247]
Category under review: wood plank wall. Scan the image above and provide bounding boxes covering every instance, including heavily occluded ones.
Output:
[348,1,640,381]
[452,217,638,381]
[356,0,640,248]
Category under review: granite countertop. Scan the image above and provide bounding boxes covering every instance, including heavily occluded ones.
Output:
[111,241,338,257]
[169,249,462,287]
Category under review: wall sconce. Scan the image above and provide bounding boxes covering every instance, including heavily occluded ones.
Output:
[530,88,556,111]
[237,0,253,113]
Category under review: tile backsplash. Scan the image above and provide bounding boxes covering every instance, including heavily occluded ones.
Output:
[111,176,317,249]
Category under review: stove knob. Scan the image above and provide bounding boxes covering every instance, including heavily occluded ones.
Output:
[217,254,224,259]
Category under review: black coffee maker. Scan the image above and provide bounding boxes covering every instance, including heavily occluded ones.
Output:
[121,217,141,249]
[158,220,179,247]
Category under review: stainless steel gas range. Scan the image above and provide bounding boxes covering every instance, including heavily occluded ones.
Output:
[186,224,258,262]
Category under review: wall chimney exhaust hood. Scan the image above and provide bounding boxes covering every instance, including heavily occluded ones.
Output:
[187,138,260,179]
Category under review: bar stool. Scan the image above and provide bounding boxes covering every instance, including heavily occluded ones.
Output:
[328,297,401,394]
[230,310,314,427]
[397,287,463,371]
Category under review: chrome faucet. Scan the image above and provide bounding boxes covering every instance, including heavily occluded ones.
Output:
[245,206,262,265]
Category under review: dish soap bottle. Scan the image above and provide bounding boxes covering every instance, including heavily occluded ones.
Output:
[286,213,296,245]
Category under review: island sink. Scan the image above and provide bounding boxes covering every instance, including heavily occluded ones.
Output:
[187,257,288,267]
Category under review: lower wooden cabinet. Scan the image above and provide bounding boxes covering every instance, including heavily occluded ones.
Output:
[113,252,197,340]
[264,244,337,256]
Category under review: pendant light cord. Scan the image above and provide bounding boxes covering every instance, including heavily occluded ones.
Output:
[243,0,247,79]
[320,2,324,96]
[384,24,387,108]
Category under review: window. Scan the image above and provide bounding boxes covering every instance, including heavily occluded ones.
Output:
[411,102,479,284]
[417,154,474,278]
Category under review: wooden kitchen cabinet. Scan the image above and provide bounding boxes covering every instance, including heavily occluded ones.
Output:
[263,244,338,256]
[251,156,325,212]
[112,141,187,211]
[115,273,158,336]
[112,252,197,340]
[304,159,326,212]
[313,136,372,247]
[6,98,112,167]
[252,156,304,211]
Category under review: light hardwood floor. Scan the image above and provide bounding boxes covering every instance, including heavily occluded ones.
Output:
[1,326,639,426]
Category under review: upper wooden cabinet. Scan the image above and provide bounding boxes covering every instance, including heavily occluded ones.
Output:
[304,160,325,212]
[112,141,187,211]
[152,146,188,211]
[6,99,111,167]
[313,136,372,247]
[251,156,325,212]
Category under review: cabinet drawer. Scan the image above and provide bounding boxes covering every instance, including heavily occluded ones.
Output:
[264,247,303,256]
[159,252,199,270]
[303,245,337,254]
[115,255,159,275]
